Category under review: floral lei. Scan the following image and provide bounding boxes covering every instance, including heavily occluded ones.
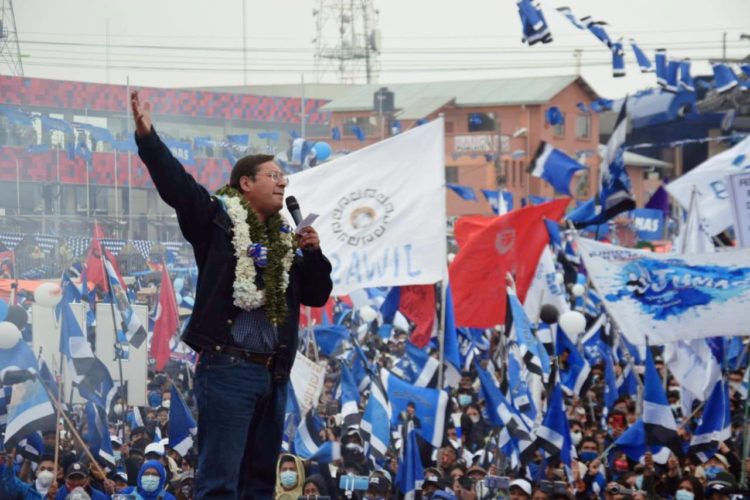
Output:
[215,185,295,326]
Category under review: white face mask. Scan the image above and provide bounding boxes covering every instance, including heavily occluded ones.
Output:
[469,415,480,424]
[162,399,171,409]
[36,470,55,493]
[141,474,161,492]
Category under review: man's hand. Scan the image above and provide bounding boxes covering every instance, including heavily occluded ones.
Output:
[298,226,321,251]
[130,90,153,138]
[46,481,58,499]
[103,478,116,495]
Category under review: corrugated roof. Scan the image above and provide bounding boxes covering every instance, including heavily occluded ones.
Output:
[397,96,455,120]
[321,75,596,113]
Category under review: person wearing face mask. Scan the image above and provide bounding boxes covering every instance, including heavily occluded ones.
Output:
[460,403,487,453]
[274,454,305,500]
[0,453,57,499]
[569,421,583,447]
[675,477,704,500]
[53,462,110,500]
[118,460,176,500]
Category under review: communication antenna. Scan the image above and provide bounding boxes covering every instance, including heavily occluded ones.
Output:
[0,0,24,76]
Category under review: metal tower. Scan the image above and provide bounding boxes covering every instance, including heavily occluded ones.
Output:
[312,0,381,84]
[0,0,23,76]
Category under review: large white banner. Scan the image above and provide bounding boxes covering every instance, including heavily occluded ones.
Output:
[666,136,750,235]
[577,238,750,345]
[285,118,446,295]
[290,351,326,417]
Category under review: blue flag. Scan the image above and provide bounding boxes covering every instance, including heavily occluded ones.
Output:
[396,429,424,498]
[383,369,448,448]
[447,184,478,201]
[169,384,197,456]
[530,143,586,196]
[85,402,116,469]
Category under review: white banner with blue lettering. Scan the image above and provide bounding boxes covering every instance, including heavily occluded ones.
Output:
[285,118,446,295]
[666,136,750,236]
[577,237,750,345]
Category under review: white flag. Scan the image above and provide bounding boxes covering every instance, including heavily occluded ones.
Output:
[666,136,750,236]
[285,119,446,295]
[523,246,570,322]
[577,237,750,345]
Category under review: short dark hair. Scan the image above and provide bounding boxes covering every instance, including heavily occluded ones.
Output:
[229,154,276,190]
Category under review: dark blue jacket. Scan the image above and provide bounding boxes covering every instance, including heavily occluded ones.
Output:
[119,460,175,500]
[135,128,332,380]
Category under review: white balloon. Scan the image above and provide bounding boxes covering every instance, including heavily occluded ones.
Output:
[34,282,63,308]
[571,284,586,297]
[559,311,586,337]
[173,278,185,293]
[0,321,21,349]
[359,305,377,323]
[175,293,183,305]
[447,253,456,263]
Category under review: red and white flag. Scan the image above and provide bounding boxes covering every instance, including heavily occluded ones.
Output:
[152,265,179,371]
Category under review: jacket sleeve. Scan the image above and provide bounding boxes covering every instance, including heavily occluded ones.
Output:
[295,249,333,307]
[0,463,41,500]
[135,127,215,245]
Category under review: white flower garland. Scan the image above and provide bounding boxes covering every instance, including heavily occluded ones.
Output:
[219,195,295,311]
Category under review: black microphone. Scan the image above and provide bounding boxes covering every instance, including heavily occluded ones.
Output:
[285,196,303,226]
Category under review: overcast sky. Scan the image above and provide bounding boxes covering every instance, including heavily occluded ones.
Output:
[10,0,750,98]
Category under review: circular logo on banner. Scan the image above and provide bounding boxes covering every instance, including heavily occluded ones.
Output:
[331,189,395,247]
[495,229,515,254]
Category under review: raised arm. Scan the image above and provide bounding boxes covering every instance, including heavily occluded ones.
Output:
[130,90,214,244]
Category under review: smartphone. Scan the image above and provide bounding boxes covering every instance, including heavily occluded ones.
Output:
[339,475,370,491]
[485,475,510,490]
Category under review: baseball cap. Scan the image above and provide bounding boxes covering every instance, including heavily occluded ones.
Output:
[510,478,533,496]
[705,471,736,496]
[65,462,89,479]
[110,435,123,447]
[144,442,165,457]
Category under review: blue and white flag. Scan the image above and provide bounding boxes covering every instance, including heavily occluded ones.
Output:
[313,325,349,356]
[630,40,653,73]
[59,300,96,381]
[555,326,591,397]
[680,60,695,92]
[16,431,45,463]
[516,0,552,46]
[168,384,197,456]
[577,237,750,345]
[396,429,424,500]
[581,17,612,47]
[573,99,634,228]
[4,378,56,450]
[643,349,682,456]
[712,64,739,94]
[664,338,721,401]
[655,49,668,87]
[530,142,586,196]
[614,419,670,464]
[631,208,664,241]
[0,337,37,384]
[481,189,513,215]
[611,41,625,78]
[689,380,731,462]
[666,135,750,236]
[523,247,570,323]
[476,363,536,465]
[285,119,446,294]
[447,184,478,201]
[665,60,681,93]
[104,257,147,348]
[555,7,586,29]
[383,369,448,448]
[536,382,574,470]
[293,410,341,463]
[77,357,117,412]
[507,287,550,379]
[85,402,116,469]
[360,370,392,459]
[394,342,439,388]
[339,362,361,427]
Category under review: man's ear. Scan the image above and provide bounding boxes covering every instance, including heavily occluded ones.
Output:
[239,175,253,193]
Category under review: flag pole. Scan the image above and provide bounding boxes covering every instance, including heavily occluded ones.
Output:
[437,280,447,388]
[34,373,108,481]
[51,353,63,483]
[741,356,750,489]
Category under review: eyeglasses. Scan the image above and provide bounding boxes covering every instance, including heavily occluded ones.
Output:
[257,171,289,185]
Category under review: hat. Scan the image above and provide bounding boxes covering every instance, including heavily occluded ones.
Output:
[110,435,123,447]
[65,462,89,479]
[422,468,443,487]
[431,491,458,500]
[114,471,128,483]
[710,453,730,468]
[510,478,533,496]
[466,464,487,478]
[144,442,165,457]
[367,476,389,495]
[705,471,736,496]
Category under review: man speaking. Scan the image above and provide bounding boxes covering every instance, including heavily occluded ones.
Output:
[131,91,332,499]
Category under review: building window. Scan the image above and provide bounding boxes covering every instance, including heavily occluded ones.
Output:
[576,114,591,139]
[446,166,458,183]
[343,116,377,138]
[519,161,526,187]
[468,112,496,132]
[575,171,589,197]
[553,113,566,137]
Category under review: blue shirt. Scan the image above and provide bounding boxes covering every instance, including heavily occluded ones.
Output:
[231,308,277,354]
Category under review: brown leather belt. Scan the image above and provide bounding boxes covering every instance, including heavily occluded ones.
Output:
[212,345,274,369]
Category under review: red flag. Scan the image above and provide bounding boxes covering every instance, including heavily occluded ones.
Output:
[449,198,569,328]
[152,266,178,371]
[399,285,437,348]
[84,222,123,291]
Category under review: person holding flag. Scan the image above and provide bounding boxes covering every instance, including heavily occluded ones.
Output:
[131,91,333,499]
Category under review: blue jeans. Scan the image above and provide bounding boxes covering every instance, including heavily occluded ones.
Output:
[194,351,288,500]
